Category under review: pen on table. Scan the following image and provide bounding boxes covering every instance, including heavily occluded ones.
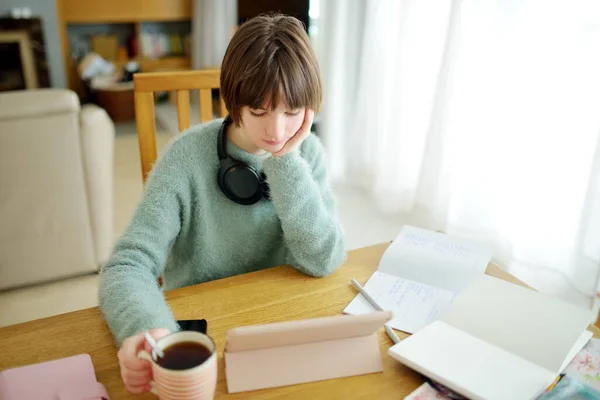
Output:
[350,278,401,344]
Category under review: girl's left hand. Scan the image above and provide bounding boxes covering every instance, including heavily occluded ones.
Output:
[272,109,314,158]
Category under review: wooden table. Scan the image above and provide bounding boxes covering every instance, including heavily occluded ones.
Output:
[1,243,598,399]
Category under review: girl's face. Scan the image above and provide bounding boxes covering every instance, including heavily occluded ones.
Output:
[238,102,306,154]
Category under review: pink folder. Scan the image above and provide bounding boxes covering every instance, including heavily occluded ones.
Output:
[224,310,393,393]
[0,354,109,400]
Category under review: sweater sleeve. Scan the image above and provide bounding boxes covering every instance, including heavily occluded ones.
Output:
[262,134,346,277]
[98,142,187,346]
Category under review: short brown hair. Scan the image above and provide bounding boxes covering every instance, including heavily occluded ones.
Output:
[220,14,322,125]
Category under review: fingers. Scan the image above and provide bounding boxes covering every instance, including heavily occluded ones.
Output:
[125,383,152,395]
[272,129,310,157]
[122,369,152,386]
[295,109,314,141]
[121,362,152,394]
[303,109,315,131]
[118,328,170,395]
[118,332,149,372]
[149,327,171,339]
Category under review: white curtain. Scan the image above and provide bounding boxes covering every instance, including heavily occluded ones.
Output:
[192,0,237,69]
[315,0,600,300]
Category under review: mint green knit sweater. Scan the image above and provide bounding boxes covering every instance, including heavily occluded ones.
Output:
[98,119,346,345]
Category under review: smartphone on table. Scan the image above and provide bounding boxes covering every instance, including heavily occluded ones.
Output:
[176,319,207,334]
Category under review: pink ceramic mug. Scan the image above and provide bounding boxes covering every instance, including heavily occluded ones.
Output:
[137,331,217,400]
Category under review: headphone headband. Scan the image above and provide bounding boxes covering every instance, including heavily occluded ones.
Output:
[216,115,269,205]
[217,115,233,161]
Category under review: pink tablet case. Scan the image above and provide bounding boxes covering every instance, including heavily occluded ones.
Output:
[224,310,393,393]
[0,354,109,400]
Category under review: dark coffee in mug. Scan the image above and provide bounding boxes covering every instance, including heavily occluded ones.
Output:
[156,341,212,370]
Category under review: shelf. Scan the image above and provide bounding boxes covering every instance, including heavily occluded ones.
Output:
[59,0,192,24]
[114,56,191,72]
[57,0,194,93]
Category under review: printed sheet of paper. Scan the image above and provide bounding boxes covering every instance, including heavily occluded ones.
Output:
[344,271,456,334]
[378,226,492,292]
[344,226,490,333]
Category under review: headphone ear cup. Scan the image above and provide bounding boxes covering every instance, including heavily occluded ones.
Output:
[216,118,269,205]
[218,157,236,197]
[218,157,264,205]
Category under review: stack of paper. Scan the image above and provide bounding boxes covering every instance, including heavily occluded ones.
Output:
[388,274,594,400]
[344,225,492,333]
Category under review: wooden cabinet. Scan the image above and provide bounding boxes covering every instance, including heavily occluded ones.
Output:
[56,0,193,93]
[57,0,313,96]
[59,0,192,23]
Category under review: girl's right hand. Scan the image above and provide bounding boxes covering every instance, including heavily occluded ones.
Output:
[117,328,170,394]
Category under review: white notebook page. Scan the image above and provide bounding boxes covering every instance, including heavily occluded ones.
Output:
[441,274,594,372]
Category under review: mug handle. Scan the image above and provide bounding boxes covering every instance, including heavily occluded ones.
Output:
[137,350,159,395]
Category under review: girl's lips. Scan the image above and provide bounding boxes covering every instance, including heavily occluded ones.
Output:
[263,139,286,146]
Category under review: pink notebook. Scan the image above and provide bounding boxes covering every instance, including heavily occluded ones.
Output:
[0,354,109,400]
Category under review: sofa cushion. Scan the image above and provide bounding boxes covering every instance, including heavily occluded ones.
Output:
[0,109,97,290]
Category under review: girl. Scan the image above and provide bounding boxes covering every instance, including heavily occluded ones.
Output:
[99,14,345,394]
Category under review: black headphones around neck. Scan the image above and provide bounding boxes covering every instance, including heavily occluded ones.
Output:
[217,116,270,205]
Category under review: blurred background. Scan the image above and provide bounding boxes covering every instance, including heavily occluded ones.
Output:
[0,0,599,326]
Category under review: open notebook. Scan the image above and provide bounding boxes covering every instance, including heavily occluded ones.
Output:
[344,225,491,333]
[388,274,594,400]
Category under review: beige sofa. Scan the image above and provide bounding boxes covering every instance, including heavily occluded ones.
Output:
[0,89,114,291]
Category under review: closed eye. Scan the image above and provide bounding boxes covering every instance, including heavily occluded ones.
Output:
[249,110,266,117]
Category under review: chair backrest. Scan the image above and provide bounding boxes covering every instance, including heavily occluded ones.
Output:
[133,69,227,182]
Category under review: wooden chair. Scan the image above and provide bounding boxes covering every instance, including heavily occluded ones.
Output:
[133,69,228,182]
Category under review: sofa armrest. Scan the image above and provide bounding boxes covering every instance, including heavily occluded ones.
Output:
[0,89,80,120]
[79,104,115,267]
